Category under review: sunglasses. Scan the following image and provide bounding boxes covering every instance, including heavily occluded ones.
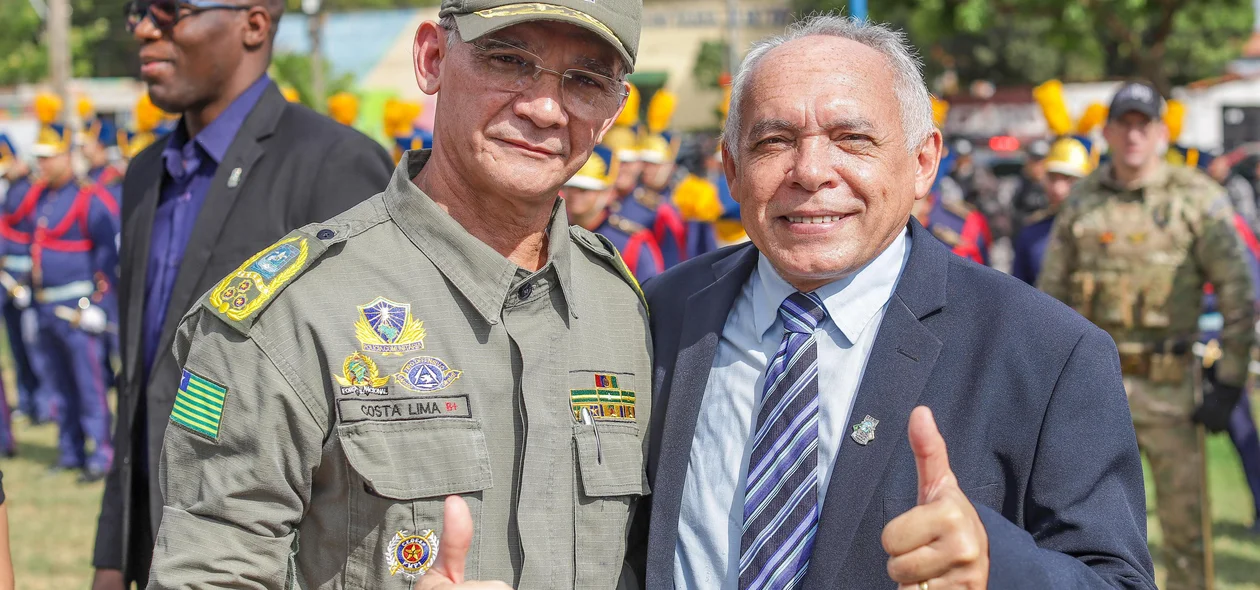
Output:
[124,0,250,33]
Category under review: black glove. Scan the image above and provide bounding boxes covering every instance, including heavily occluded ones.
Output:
[1193,375,1243,433]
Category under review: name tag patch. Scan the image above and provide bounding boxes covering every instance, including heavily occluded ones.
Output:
[338,394,470,423]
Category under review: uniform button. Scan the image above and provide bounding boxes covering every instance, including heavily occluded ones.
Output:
[316,229,335,240]
[518,283,534,300]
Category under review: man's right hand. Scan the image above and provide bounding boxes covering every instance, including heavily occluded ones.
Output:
[414,496,513,590]
[90,568,125,590]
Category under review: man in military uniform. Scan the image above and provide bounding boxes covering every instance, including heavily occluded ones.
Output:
[1039,81,1256,590]
[1011,137,1092,285]
[147,1,651,588]
[563,146,664,281]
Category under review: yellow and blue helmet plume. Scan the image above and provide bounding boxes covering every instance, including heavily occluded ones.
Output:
[646,89,676,135]
[565,144,617,191]
[0,134,17,174]
[32,93,71,157]
[616,83,640,128]
[327,92,359,127]
[1033,80,1073,137]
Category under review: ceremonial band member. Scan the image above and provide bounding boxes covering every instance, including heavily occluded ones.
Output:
[147,1,651,588]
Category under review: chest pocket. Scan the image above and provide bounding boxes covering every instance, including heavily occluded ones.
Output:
[337,419,493,588]
[573,421,649,589]
[1071,199,1191,329]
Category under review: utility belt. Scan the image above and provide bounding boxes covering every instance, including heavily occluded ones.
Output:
[35,280,95,304]
[1116,339,1196,383]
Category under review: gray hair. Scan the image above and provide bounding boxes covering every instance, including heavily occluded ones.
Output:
[439,15,461,48]
[723,14,934,160]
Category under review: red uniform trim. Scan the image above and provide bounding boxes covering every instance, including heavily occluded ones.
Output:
[1234,214,1260,260]
[653,204,689,263]
[625,230,665,278]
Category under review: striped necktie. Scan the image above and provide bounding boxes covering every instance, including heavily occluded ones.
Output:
[739,291,828,590]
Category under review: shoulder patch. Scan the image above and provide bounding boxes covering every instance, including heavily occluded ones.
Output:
[569,225,648,312]
[203,226,347,333]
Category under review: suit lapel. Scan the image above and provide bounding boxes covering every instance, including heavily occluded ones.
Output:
[121,156,165,387]
[148,84,285,392]
[803,219,949,589]
[646,244,759,589]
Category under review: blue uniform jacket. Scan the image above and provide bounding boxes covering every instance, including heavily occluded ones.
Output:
[615,188,688,269]
[591,213,664,282]
[4,179,120,316]
[1011,210,1055,285]
[926,198,990,265]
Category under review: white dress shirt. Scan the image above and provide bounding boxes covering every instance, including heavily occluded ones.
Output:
[673,229,911,588]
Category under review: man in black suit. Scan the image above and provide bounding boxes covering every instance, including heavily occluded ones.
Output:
[92,0,392,587]
[636,14,1155,590]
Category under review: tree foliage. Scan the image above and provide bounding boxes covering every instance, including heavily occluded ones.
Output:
[795,0,1255,94]
[268,51,356,109]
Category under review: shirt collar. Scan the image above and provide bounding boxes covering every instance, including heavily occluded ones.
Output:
[383,150,576,324]
[164,74,271,168]
[751,228,911,343]
[1099,160,1170,192]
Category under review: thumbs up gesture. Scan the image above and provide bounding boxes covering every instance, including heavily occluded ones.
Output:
[881,407,989,589]
[414,496,514,590]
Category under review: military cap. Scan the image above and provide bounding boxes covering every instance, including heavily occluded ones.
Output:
[439,0,642,70]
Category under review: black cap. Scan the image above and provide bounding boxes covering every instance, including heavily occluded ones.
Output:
[1108,81,1165,122]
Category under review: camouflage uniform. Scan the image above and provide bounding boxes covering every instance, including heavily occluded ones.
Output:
[1038,162,1257,590]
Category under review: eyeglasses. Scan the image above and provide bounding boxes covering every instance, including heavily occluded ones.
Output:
[124,0,250,34]
[466,39,628,121]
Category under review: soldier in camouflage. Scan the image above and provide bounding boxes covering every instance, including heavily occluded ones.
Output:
[1039,81,1256,590]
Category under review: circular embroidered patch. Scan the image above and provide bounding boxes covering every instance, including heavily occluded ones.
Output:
[386,529,438,578]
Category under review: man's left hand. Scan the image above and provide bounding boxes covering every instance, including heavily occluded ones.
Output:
[882,406,989,589]
[1193,381,1242,433]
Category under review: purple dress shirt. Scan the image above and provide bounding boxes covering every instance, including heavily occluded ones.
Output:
[142,75,270,377]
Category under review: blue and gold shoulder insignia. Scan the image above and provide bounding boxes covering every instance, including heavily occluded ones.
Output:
[569,225,647,312]
[203,225,348,334]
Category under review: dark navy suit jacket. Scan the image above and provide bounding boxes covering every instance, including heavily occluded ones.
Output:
[633,218,1156,589]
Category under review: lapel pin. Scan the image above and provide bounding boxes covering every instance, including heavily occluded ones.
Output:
[851,415,879,446]
[227,167,243,188]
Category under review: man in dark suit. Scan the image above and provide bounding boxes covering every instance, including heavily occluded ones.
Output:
[635,14,1155,590]
[92,0,392,587]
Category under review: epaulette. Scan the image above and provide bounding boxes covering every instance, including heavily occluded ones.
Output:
[608,212,647,235]
[931,224,962,246]
[201,223,350,334]
[941,198,975,219]
[633,188,662,210]
[569,225,648,312]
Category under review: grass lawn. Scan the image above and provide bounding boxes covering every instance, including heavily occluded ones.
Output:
[1,389,1259,587]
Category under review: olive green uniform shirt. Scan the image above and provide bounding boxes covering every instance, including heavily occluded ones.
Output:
[147,151,652,589]
[1038,162,1256,391]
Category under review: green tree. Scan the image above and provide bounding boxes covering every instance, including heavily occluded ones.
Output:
[269,51,356,109]
[0,0,48,85]
[795,0,1255,94]
[692,39,729,89]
